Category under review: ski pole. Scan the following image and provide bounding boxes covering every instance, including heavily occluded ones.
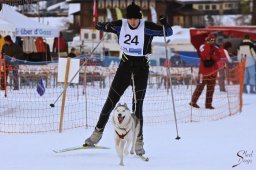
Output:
[50,33,109,107]
[162,24,180,140]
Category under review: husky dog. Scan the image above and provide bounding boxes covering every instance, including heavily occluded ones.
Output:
[112,103,140,166]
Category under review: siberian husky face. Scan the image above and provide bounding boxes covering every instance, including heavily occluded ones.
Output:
[113,103,131,126]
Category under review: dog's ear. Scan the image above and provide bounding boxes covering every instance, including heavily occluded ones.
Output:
[123,103,130,110]
[117,103,121,107]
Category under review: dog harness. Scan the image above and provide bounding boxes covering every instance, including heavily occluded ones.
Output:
[114,115,132,139]
[115,129,131,139]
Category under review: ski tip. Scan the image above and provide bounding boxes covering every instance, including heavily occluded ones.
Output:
[52,145,110,154]
[52,150,59,153]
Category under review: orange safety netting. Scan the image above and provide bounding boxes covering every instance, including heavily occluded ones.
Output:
[0,56,245,133]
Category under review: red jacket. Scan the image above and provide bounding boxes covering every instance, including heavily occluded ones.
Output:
[35,37,46,53]
[53,37,67,52]
[198,43,220,75]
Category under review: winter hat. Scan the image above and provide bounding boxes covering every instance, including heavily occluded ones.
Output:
[205,34,215,41]
[126,2,142,19]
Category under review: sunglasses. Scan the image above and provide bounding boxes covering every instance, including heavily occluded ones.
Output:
[207,38,215,42]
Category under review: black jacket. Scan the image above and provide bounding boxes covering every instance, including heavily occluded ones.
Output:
[2,43,23,59]
[96,19,173,55]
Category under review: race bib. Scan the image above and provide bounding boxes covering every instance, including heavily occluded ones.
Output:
[119,19,145,56]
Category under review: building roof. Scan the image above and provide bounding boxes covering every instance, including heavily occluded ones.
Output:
[66,0,87,3]
[0,0,39,5]
[173,5,204,15]
[66,0,184,3]
[178,0,239,2]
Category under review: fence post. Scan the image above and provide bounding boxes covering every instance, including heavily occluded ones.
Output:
[190,66,193,122]
[239,60,245,113]
[59,57,71,133]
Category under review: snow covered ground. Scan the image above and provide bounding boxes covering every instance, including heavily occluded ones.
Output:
[1,94,255,170]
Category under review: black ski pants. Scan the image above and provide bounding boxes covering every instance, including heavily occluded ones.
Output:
[96,55,149,137]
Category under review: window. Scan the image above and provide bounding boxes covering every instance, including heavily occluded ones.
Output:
[113,0,119,8]
[212,5,217,10]
[106,0,112,8]
[120,1,126,9]
[205,5,210,10]
[84,33,88,39]
[192,17,198,25]
[173,16,184,27]
[127,0,133,6]
[75,15,80,26]
[198,5,203,10]
[149,0,156,8]
[107,34,111,40]
[92,33,96,39]
[98,0,104,9]
[224,3,233,9]
[141,0,148,9]
[233,3,238,9]
[134,0,141,7]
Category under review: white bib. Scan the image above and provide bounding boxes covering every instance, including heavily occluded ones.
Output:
[119,19,145,56]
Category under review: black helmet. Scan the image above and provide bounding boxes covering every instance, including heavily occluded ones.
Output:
[126,2,142,19]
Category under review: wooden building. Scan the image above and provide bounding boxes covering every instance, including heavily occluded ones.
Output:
[0,0,39,5]
[67,0,241,32]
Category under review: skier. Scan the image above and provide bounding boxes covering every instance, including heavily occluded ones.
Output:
[83,1,173,156]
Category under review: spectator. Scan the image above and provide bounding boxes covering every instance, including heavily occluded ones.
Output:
[2,35,23,90]
[189,34,220,109]
[68,47,76,58]
[237,34,256,94]
[170,52,185,67]
[218,41,233,92]
[0,34,4,53]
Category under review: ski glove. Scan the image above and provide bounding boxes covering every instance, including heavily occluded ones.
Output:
[159,15,168,25]
[105,23,115,32]
[95,22,104,30]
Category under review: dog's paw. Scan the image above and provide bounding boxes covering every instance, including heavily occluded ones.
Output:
[119,161,124,166]
[124,150,129,156]
[130,150,134,155]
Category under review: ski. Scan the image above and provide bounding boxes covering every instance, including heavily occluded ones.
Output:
[138,155,149,162]
[53,145,110,153]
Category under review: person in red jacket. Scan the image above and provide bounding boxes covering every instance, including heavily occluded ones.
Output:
[189,34,221,109]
